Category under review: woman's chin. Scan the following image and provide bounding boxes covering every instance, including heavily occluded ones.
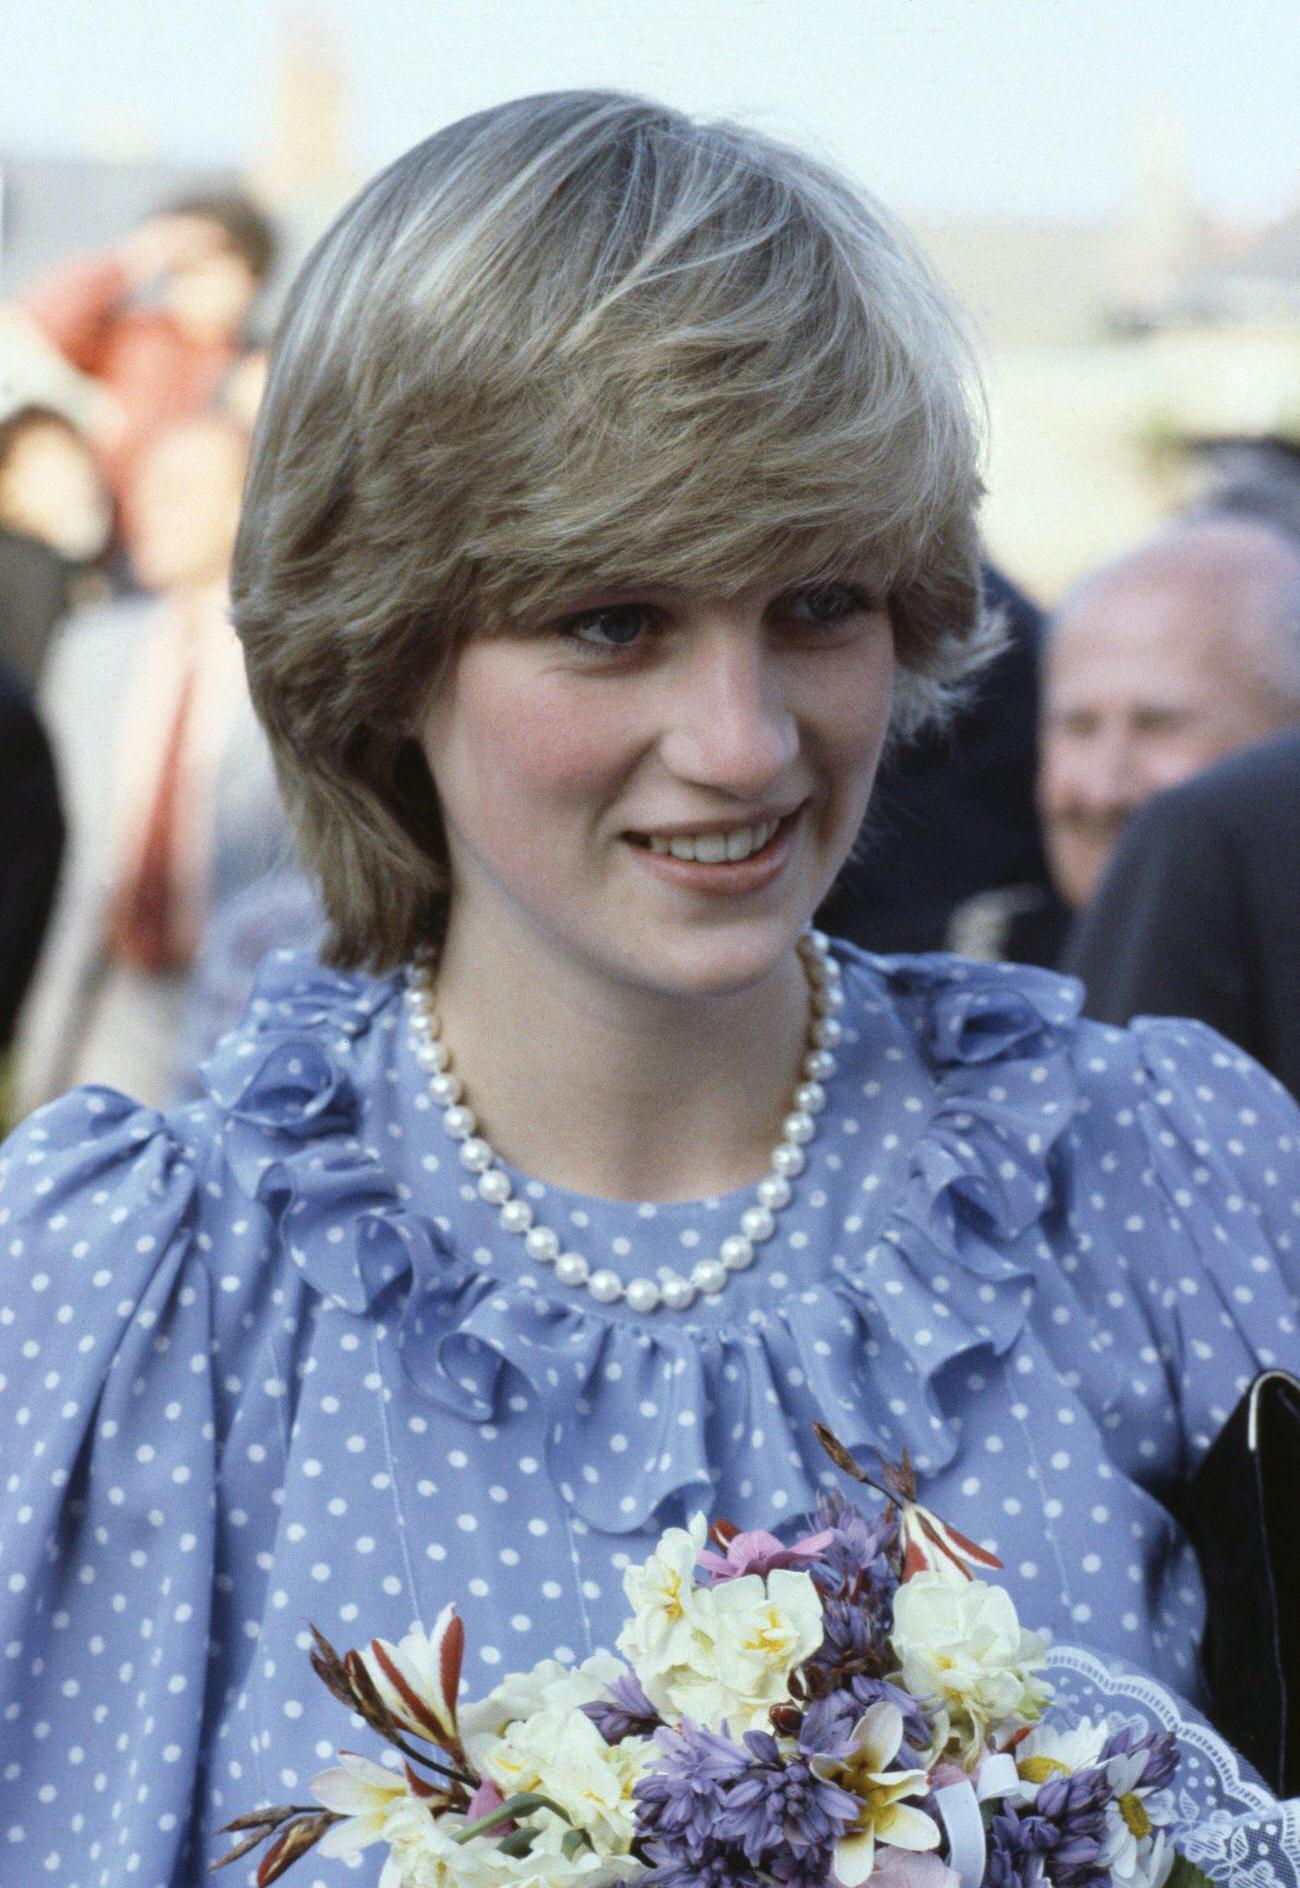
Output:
[606,919,815,1005]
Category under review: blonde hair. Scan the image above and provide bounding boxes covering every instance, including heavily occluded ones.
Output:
[233,89,991,970]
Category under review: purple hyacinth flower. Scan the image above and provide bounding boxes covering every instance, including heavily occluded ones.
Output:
[847,1672,934,1756]
[581,1668,662,1744]
[641,1851,764,1888]
[713,1727,858,1870]
[813,1488,899,1595]
[797,1690,861,1758]
[1101,1724,1178,1792]
[634,1720,751,1862]
[987,1808,1051,1888]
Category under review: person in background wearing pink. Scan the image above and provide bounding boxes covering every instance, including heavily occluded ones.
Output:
[12,414,287,1114]
[19,193,276,559]
[1037,509,1300,914]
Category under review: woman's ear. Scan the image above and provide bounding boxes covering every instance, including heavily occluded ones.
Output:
[390,735,447,861]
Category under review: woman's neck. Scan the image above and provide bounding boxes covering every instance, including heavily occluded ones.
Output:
[429,921,814,1203]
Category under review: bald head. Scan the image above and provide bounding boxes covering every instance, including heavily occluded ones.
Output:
[1039,514,1300,909]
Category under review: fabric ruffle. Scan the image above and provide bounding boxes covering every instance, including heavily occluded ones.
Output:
[202,949,1083,1535]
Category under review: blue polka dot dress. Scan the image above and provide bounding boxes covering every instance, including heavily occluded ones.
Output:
[1,943,1297,1883]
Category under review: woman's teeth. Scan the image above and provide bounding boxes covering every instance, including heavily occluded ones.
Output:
[646,817,781,863]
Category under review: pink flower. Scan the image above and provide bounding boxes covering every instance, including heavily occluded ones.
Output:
[697,1525,835,1582]
[465,1776,507,1823]
[868,1848,963,1888]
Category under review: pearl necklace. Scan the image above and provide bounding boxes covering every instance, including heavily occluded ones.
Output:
[403,931,843,1314]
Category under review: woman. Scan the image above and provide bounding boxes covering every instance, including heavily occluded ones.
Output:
[0,92,1295,1881]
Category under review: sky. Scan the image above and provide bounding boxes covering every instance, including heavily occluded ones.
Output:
[2,0,1299,227]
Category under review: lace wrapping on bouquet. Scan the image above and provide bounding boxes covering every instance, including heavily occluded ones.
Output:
[1046,1645,1300,1886]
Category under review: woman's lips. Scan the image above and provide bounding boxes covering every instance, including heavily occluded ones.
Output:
[621,810,800,895]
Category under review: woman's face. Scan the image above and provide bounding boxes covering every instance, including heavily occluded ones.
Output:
[418,572,894,1001]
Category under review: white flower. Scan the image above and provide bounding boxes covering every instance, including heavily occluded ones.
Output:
[1005,1717,1108,1807]
[809,1699,940,1887]
[1097,1747,1177,1888]
[630,1566,825,1735]
[498,1850,643,1888]
[889,1573,1051,1762]
[313,1751,411,1859]
[375,1796,506,1888]
[461,1652,627,1747]
[616,1514,711,1680]
[477,1708,652,1854]
[360,1602,466,1750]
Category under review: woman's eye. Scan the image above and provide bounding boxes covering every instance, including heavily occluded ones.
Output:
[563,604,652,650]
[782,583,879,627]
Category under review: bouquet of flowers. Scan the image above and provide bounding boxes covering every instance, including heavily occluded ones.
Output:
[218,1428,1211,1888]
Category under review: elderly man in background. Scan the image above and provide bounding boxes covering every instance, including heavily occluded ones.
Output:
[1038,510,1300,913]
[1065,727,1300,1096]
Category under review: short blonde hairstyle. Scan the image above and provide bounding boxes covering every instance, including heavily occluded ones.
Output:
[233,90,991,971]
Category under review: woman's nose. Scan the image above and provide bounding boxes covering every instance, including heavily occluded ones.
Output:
[657,634,799,796]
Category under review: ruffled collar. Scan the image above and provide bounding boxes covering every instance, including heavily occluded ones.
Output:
[203,947,1083,1535]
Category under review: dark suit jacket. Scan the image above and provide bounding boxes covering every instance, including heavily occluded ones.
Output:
[817,564,1051,954]
[0,527,73,691]
[0,663,65,1049]
[1065,728,1300,1098]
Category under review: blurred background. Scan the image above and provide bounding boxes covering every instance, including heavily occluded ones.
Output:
[5,0,1299,595]
[2,0,1299,1123]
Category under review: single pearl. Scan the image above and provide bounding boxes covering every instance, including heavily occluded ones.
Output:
[477,1169,512,1205]
[803,1049,836,1081]
[660,1273,696,1311]
[740,1205,775,1244]
[459,1137,494,1173]
[416,1038,450,1072]
[771,1143,805,1179]
[811,1015,844,1048]
[692,1258,728,1294]
[428,1071,461,1106]
[499,1198,533,1233]
[720,1235,756,1272]
[794,1081,826,1115]
[822,982,846,1011]
[442,1103,477,1140]
[403,983,431,1008]
[555,1252,590,1289]
[782,1110,816,1146]
[756,1173,792,1211]
[625,1277,662,1314]
[587,1268,624,1304]
[525,1226,561,1263]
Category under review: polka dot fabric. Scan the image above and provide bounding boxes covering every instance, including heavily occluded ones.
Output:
[0,944,1297,1885]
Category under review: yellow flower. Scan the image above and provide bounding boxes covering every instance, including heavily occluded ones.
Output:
[810,1698,940,1888]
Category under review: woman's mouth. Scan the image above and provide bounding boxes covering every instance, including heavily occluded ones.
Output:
[644,815,782,863]
[622,810,800,892]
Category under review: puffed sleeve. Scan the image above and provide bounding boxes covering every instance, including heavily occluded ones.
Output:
[1128,1016,1300,1461]
[0,1088,216,1880]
